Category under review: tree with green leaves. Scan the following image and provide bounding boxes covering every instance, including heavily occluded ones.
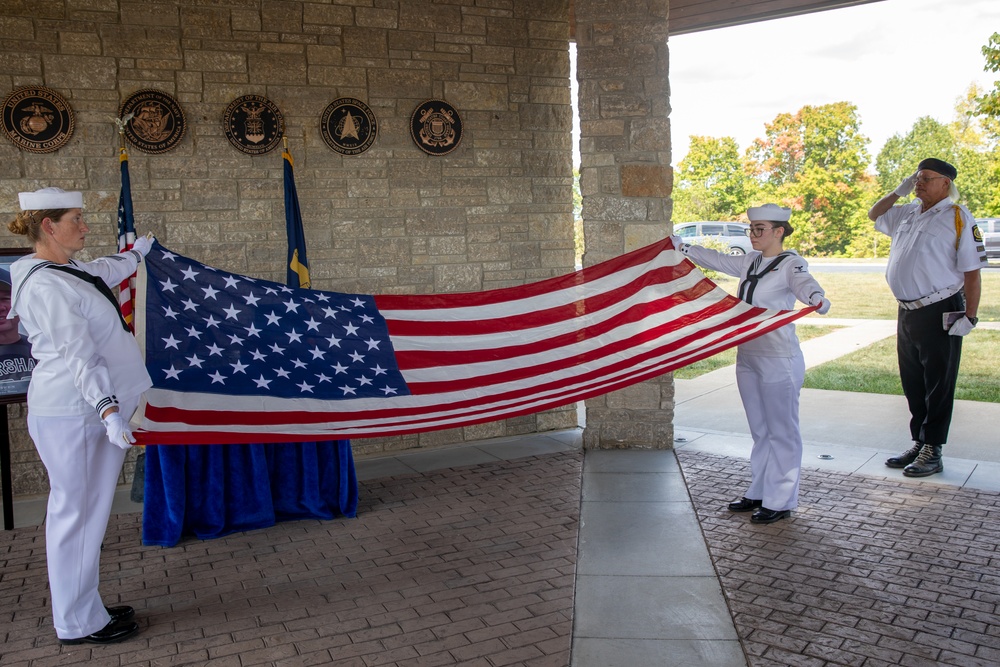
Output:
[747,102,873,256]
[873,80,1000,218]
[874,116,957,195]
[974,32,1000,121]
[672,135,756,222]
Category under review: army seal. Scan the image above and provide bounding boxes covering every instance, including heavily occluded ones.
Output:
[410,100,462,156]
[1,86,75,154]
[320,98,378,156]
[119,89,186,154]
[223,95,284,155]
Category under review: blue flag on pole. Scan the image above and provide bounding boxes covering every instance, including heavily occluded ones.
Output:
[283,148,310,289]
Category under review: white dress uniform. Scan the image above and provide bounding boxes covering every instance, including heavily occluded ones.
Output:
[876,197,986,303]
[8,252,152,640]
[678,243,825,512]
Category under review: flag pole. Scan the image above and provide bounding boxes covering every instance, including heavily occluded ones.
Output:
[114,112,138,332]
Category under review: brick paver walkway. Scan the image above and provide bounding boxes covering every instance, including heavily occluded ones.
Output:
[0,452,582,667]
[677,450,1000,667]
[5,446,1000,666]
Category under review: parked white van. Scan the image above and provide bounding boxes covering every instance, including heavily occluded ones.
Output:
[673,221,753,255]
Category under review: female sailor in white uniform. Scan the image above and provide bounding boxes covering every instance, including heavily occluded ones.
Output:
[8,187,153,644]
[672,204,830,524]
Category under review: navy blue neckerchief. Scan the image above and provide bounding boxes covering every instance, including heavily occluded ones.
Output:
[46,264,131,332]
[737,252,792,305]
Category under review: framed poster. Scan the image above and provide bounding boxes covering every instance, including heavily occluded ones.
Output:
[0,248,33,404]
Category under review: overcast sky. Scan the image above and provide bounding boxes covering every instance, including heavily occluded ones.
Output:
[665,0,1000,170]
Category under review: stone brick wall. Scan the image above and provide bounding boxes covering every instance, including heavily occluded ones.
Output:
[575,0,675,450]
[0,0,576,496]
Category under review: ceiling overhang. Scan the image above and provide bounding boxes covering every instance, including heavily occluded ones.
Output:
[569,0,885,39]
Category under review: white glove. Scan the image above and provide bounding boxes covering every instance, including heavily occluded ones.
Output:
[132,234,155,257]
[812,297,831,315]
[893,172,917,197]
[948,316,975,337]
[670,235,684,250]
[103,411,136,450]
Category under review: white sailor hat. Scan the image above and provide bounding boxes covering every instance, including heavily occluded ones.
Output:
[746,203,791,223]
[18,187,84,211]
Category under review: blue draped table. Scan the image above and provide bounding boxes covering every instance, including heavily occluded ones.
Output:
[141,441,357,547]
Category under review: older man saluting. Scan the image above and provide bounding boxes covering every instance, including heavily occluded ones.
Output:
[868,158,988,477]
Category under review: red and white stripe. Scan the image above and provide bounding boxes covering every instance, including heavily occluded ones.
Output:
[131,238,815,444]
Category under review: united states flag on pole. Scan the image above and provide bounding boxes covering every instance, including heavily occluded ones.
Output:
[117,147,137,331]
[130,238,816,445]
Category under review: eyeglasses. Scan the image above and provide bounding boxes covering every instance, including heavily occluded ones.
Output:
[745,226,777,237]
[915,176,946,184]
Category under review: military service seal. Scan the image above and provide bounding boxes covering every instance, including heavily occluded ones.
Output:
[119,89,186,154]
[410,100,462,156]
[320,98,378,156]
[223,95,284,155]
[1,86,75,154]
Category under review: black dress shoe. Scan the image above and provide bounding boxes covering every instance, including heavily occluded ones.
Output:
[885,442,922,468]
[59,620,139,645]
[727,497,762,512]
[105,605,135,624]
[750,507,791,524]
[903,444,943,477]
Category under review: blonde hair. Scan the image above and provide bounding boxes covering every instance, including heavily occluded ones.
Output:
[8,208,70,246]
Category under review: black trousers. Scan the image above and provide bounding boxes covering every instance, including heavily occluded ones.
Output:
[896,292,965,446]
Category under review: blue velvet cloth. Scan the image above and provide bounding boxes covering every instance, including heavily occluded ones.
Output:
[141,441,358,547]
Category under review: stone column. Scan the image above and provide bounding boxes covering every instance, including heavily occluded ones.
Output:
[575,0,674,449]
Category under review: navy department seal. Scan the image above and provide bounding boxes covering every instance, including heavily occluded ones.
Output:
[119,89,186,154]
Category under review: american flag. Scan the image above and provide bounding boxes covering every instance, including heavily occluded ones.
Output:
[131,238,817,444]
[117,147,137,331]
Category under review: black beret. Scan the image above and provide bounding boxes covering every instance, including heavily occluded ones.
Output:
[917,158,957,180]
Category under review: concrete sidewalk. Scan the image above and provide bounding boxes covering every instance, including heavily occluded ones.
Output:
[678,317,1000,468]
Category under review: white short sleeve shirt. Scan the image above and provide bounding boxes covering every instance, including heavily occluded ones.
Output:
[876,198,988,302]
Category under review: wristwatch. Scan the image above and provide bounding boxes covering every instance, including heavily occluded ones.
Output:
[968,316,978,326]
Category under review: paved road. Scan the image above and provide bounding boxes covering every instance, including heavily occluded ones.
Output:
[807,258,1000,273]
[807,260,886,274]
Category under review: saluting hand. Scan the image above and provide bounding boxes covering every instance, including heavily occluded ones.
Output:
[893,172,917,197]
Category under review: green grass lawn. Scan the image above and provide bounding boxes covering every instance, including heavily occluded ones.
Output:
[810,271,1000,321]
[713,270,1000,321]
[803,330,1000,403]
[672,325,840,379]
